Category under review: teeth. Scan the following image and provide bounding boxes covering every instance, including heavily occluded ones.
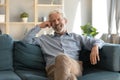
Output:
[53,24,63,32]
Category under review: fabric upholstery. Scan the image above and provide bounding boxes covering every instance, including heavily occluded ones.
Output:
[98,43,120,71]
[0,34,120,80]
[78,70,120,80]
[15,70,48,80]
[13,41,46,71]
[0,34,13,70]
[0,71,21,80]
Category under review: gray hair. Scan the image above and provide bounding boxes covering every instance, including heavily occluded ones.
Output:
[48,9,66,20]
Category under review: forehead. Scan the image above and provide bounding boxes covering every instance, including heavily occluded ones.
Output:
[49,13,63,20]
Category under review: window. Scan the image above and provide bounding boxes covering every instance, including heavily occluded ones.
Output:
[92,0,108,38]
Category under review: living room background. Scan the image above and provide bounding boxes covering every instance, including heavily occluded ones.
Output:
[0,0,92,40]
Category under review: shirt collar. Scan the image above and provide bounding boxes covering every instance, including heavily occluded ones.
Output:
[53,32,70,37]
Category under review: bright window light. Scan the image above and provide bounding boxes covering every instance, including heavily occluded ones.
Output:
[72,1,81,34]
[92,0,108,38]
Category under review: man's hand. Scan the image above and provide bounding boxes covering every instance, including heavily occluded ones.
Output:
[90,45,100,65]
[39,21,52,28]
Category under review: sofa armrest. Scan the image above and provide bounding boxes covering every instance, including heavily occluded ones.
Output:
[98,43,120,71]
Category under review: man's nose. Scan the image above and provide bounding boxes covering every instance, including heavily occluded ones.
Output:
[55,20,59,24]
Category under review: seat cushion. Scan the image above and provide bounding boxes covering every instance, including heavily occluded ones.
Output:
[78,69,120,80]
[13,41,46,71]
[0,34,13,70]
[15,70,48,80]
[0,71,21,80]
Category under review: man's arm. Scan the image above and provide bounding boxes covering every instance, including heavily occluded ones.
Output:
[22,21,51,45]
[90,45,100,65]
[89,38,104,65]
[78,35,104,65]
[22,25,41,45]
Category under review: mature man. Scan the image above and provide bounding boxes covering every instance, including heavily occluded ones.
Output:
[22,10,104,80]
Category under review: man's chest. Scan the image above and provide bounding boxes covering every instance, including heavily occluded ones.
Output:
[42,36,81,51]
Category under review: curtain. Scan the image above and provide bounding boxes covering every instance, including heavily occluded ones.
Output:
[115,0,120,34]
[107,0,120,44]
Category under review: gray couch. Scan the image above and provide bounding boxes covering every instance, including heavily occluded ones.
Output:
[0,34,120,80]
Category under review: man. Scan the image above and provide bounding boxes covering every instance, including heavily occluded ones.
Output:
[23,10,104,80]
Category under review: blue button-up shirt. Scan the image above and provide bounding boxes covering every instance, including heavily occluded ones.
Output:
[22,25,104,66]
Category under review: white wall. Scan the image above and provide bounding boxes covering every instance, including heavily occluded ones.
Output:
[64,0,79,32]
[81,0,92,25]
[64,0,92,32]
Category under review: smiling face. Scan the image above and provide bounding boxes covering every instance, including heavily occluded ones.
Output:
[49,11,67,34]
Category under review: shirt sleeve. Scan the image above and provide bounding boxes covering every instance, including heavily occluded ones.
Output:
[22,25,41,45]
[78,35,105,50]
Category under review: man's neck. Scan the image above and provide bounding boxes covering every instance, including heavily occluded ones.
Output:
[55,30,67,36]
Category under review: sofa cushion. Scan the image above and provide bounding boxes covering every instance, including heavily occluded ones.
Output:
[15,70,48,80]
[0,34,13,70]
[78,70,120,80]
[0,71,21,80]
[14,41,46,71]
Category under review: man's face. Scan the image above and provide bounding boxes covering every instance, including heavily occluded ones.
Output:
[49,13,67,34]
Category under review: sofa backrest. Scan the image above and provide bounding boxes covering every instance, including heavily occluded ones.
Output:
[13,41,46,71]
[0,34,13,71]
[98,43,120,72]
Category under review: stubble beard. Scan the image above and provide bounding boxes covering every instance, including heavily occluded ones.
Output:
[53,24,66,34]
